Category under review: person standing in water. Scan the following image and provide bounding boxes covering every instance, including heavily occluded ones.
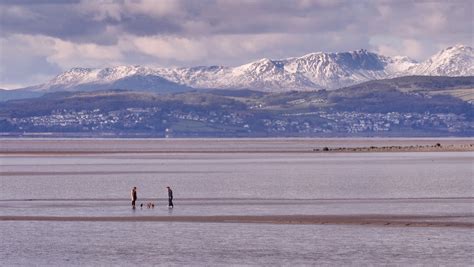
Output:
[167,186,174,208]
[131,187,137,209]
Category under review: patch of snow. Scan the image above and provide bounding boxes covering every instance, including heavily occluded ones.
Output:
[31,45,474,93]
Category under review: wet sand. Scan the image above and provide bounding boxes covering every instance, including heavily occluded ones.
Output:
[1,214,472,228]
[0,138,472,154]
[0,144,472,155]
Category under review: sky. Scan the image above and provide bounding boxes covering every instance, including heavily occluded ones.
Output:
[0,0,472,89]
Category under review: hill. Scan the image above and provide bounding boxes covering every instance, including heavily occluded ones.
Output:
[0,76,472,137]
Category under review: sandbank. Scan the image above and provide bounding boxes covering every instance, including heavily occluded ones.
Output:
[1,214,472,228]
[0,138,473,154]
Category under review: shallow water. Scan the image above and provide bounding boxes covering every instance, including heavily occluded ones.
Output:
[1,222,473,266]
[0,139,473,265]
[1,152,473,200]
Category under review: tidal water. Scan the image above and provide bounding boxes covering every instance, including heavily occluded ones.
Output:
[2,222,472,266]
[0,139,473,265]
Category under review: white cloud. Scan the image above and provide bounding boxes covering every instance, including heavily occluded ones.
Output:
[49,38,124,68]
[401,39,424,60]
[122,33,305,66]
[130,36,207,62]
[0,0,472,87]
[123,0,182,17]
[0,34,55,57]
[0,34,61,88]
[370,36,426,61]
[0,34,126,88]
[78,0,183,22]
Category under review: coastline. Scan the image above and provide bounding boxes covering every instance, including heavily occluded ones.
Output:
[0,138,473,154]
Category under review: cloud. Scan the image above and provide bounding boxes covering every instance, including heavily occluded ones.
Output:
[0,34,62,88]
[49,38,124,69]
[130,35,207,62]
[0,0,472,88]
[401,39,425,59]
[2,1,471,44]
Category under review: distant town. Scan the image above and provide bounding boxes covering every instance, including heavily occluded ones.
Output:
[2,107,472,137]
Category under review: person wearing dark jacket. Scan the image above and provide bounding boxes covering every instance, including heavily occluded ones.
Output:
[131,187,137,209]
[166,186,174,208]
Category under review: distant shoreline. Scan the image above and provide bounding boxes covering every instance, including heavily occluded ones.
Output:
[312,143,474,153]
[1,214,472,228]
[0,144,472,154]
[1,138,472,154]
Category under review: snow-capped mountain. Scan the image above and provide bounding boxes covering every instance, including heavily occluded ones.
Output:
[31,66,191,93]
[151,49,419,90]
[27,45,473,93]
[407,45,473,76]
[280,49,417,89]
[154,58,317,90]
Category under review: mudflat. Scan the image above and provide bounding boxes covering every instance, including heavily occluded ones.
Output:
[1,214,472,228]
[0,138,473,154]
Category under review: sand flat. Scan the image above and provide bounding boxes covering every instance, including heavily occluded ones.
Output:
[1,214,472,228]
[0,138,473,154]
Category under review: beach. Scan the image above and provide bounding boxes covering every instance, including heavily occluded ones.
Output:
[1,138,473,265]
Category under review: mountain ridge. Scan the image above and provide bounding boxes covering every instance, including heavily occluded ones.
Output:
[10,44,474,95]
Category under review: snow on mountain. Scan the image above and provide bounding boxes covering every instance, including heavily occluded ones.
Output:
[154,59,317,90]
[407,45,474,76]
[152,50,417,90]
[384,56,418,73]
[28,45,474,93]
[31,66,191,93]
[280,49,415,89]
[38,66,153,90]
